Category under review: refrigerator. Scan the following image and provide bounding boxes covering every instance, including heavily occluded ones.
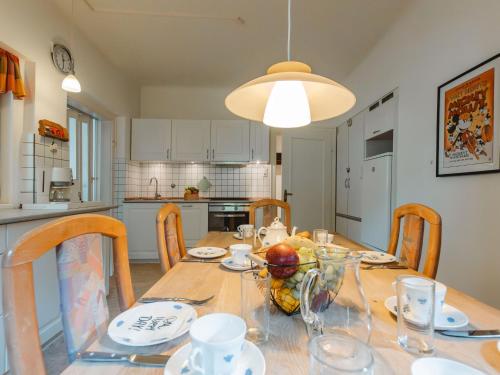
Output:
[361,153,392,251]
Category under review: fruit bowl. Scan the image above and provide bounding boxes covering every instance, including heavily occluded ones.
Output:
[252,236,319,316]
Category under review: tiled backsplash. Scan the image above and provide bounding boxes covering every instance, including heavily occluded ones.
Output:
[19,133,70,204]
[113,158,271,219]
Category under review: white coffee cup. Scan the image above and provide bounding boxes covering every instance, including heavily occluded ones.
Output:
[237,224,254,238]
[229,244,252,266]
[394,277,447,321]
[189,313,246,375]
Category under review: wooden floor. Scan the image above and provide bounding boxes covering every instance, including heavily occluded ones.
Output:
[42,263,163,375]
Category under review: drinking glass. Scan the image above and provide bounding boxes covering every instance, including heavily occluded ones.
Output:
[309,333,374,374]
[313,229,329,246]
[241,226,255,248]
[240,270,270,344]
[396,275,435,355]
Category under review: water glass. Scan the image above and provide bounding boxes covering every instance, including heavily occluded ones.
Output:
[309,333,374,374]
[240,270,270,344]
[396,275,435,355]
[313,229,329,245]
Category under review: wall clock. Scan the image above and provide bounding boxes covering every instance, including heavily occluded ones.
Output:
[51,44,75,74]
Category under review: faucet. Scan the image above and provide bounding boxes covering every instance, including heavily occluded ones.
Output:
[149,177,161,199]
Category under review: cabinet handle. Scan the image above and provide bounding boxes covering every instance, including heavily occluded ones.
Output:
[166,148,170,160]
[212,149,214,159]
[181,204,193,208]
[251,149,254,160]
[372,130,381,135]
[206,149,209,160]
[347,177,350,189]
[344,178,349,189]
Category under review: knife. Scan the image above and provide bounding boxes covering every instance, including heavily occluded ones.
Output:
[437,329,500,338]
[77,351,170,367]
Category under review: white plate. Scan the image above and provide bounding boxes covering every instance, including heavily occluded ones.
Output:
[108,302,196,346]
[233,233,243,240]
[221,257,252,271]
[358,250,398,264]
[164,340,266,375]
[188,247,227,259]
[411,357,486,375]
[384,296,469,330]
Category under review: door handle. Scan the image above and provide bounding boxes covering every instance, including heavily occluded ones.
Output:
[284,189,293,202]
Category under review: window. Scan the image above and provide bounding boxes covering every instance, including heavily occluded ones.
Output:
[67,108,101,201]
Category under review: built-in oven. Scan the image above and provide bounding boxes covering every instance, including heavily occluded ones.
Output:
[208,202,250,232]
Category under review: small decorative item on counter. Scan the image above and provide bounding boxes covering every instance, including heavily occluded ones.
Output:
[197,176,212,192]
[38,119,69,141]
[184,186,200,200]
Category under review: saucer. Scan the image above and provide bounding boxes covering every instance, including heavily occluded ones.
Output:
[188,247,227,259]
[221,257,252,271]
[108,302,196,346]
[411,357,486,375]
[384,296,469,330]
[233,233,243,240]
[358,250,398,264]
[164,340,265,375]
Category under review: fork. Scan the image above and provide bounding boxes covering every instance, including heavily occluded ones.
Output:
[361,265,408,270]
[138,295,214,305]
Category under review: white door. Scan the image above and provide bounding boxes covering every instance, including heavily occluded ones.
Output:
[336,123,349,216]
[282,127,334,232]
[131,119,172,161]
[250,122,270,162]
[171,120,211,162]
[210,120,250,162]
[348,112,364,219]
[361,155,392,251]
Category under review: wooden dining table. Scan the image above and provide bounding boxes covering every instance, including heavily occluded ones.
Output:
[63,232,500,374]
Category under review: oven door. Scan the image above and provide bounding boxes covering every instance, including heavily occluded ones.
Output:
[208,211,249,232]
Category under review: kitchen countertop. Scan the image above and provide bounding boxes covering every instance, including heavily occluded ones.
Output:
[123,197,269,203]
[0,204,117,225]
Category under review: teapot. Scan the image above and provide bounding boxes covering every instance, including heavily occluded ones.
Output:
[257,217,297,247]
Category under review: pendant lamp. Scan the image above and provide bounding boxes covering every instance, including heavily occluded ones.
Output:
[63,0,81,93]
[225,0,355,128]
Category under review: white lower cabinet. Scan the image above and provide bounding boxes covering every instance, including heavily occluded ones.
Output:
[335,215,362,244]
[123,203,208,260]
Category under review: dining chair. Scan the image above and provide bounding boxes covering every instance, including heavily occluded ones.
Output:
[249,199,292,233]
[156,203,187,273]
[387,203,442,279]
[2,214,135,375]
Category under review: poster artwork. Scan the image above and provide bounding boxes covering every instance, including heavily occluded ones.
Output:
[443,68,494,168]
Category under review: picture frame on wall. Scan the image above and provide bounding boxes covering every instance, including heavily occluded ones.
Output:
[436,53,500,177]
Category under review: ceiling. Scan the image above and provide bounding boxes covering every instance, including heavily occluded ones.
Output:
[52,0,411,87]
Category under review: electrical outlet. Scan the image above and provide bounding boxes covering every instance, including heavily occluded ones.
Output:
[49,143,58,154]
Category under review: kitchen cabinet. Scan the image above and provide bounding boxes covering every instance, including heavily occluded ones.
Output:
[250,122,270,162]
[177,203,208,248]
[361,154,392,251]
[210,120,250,162]
[364,92,397,141]
[335,216,362,244]
[123,202,208,259]
[171,120,211,162]
[131,119,172,161]
[336,111,364,220]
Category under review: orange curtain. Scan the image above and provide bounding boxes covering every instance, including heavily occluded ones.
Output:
[0,48,26,99]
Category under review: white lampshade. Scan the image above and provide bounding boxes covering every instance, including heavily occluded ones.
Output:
[62,74,81,93]
[225,61,356,128]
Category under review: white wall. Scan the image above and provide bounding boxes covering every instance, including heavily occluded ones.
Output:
[141,85,235,119]
[337,0,500,307]
[2,0,139,128]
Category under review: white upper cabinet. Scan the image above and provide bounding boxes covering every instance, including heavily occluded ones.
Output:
[364,92,397,140]
[336,122,349,216]
[250,122,270,162]
[131,119,172,161]
[348,112,364,219]
[171,120,211,162]
[210,120,250,162]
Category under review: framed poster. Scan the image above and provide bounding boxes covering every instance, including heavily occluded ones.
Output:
[436,53,500,176]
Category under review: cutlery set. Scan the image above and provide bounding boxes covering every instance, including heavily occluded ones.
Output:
[138,295,214,305]
[361,264,408,270]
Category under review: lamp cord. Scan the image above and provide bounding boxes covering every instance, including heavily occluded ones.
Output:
[287,0,291,61]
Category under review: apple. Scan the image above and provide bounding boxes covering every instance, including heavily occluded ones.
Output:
[266,243,299,279]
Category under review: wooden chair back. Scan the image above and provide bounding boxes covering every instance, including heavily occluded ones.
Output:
[156,203,187,273]
[249,199,292,233]
[387,203,442,279]
[2,214,135,375]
